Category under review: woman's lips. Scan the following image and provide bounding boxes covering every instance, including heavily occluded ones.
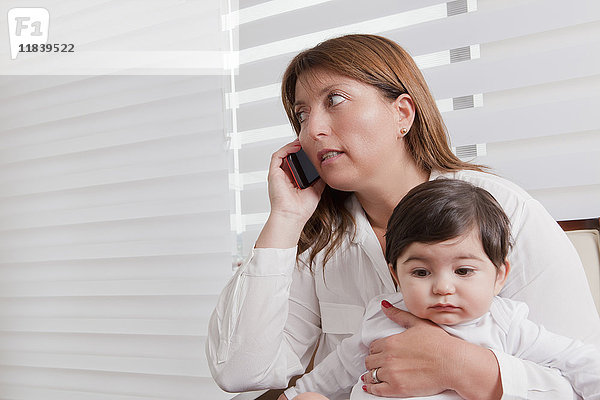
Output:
[317,149,344,165]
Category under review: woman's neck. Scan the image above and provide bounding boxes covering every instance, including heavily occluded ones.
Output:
[355,164,430,232]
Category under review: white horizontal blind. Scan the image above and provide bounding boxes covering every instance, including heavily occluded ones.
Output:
[0,75,234,400]
[228,0,600,258]
[0,1,236,399]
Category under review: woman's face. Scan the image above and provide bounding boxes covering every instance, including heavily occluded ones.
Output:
[293,69,412,192]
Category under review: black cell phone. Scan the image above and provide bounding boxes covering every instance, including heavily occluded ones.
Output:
[285,148,320,189]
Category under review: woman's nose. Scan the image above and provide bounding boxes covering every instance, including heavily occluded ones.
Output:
[303,109,330,141]
[432,278,455,295]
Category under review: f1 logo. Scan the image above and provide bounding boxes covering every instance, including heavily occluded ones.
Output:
[7,8,50,59]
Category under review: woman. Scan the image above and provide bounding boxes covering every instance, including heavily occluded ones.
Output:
[206,34,600,399]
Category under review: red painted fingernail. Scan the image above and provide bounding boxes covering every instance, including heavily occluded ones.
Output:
[381,300,392,308]
[362,385,367,392]
[361,374,365,382]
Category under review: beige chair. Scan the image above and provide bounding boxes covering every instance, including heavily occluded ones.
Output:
[559,218,600,315]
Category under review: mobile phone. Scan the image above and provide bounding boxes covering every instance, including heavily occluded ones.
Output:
[285,148,320,189]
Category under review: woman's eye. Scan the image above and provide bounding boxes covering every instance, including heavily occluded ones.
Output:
[328,93,345,106]
[411,269,429,277]
[295,110,307,123]
[455,267,474,276]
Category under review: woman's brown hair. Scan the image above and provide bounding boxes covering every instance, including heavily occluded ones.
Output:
[281,34,485,270]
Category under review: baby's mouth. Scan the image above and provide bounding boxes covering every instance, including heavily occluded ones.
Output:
[430,304,460,311]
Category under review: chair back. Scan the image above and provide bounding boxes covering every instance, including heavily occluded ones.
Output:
[559,218,600,314]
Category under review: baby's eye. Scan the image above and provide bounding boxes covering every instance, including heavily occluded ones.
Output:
[328,93,345,107]
[411,269,429,277]
[455,267,474,276]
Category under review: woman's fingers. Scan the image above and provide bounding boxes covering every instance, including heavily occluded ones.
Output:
[364,345,387,370]
[361,367,384,385]
[268,140,307,194]
[368,301,436,356]
[264,139,324,224]
[361,369,396,399]
[309,176,326,195]
[364,311,456,397]
[381,301,421,328]
[362,382,394,397]
[268,140,301,177]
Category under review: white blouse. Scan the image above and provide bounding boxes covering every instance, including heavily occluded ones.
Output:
[206,170,600,400]
[285,294,600,400]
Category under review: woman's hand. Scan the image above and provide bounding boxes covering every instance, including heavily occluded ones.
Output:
[256,140,326,249]
[267,140,325,222]
[362,302,502,400]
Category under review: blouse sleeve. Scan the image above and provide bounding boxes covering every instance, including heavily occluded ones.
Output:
[283,330,369,400]
[501,198,600,346]
[492,299,600,399]
[491,197,600,399]
[205,247,322,392]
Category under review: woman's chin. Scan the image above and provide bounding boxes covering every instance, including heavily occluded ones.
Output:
[321,174,360,193]
[325,181,357,193]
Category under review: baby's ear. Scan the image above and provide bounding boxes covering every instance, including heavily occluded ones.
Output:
[494,260,510,295]
[388,263,400,287]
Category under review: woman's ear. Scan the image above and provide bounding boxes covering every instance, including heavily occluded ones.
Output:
[393,94,416,137]
[388,263,400,288]
[494,260,511,295]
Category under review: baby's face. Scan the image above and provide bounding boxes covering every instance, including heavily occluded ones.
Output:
[391,227,508,325]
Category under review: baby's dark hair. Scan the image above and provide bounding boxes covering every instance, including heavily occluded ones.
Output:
[385,179,512,270]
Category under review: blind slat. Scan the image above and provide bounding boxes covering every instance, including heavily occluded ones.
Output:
[386,0,600,57]
[0,158,228,197]
[0,254,232,282]
[240,0,448,48]
[0,133,227,182]
[528,184,600,221]
[425,41,600,99]
[0,331,205,356]
[0,296,217,319]
[239,3,450,64]
[0,352,208,377]
[0,197,229,231]
[0,280,229,297]
[0,367,229,400]
[0,76,217,120]
[2,92,223,133]
[0,124,220,165]
[445,95,600,146]
[480,150,600,192]
[0,173,227,216]
[0,384,182,400]
[0,318,210,336]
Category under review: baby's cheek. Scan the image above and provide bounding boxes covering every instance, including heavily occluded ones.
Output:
[402,295,425,318]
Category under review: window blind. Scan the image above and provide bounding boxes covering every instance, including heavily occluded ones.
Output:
[0,0,235,399]
[228,0,600,259]
[0,75,235,399]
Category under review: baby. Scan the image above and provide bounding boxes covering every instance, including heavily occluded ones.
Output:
[284,179,600,400]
